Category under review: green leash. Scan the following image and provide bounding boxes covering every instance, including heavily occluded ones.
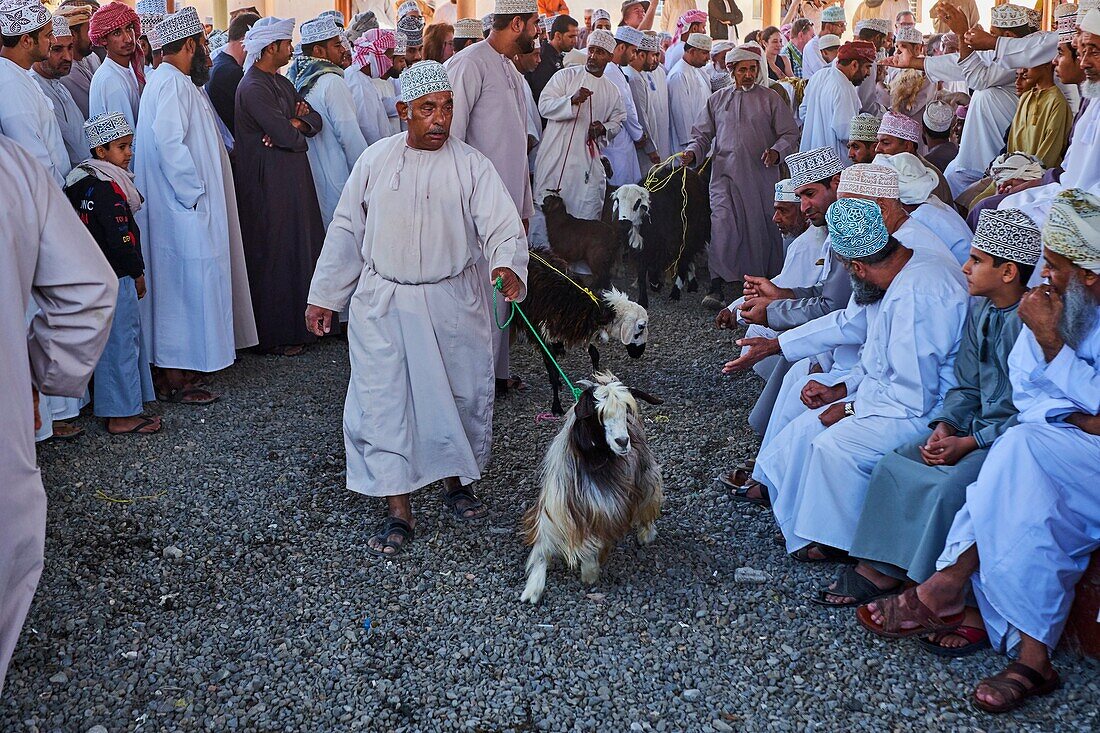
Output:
[493,277,582,403]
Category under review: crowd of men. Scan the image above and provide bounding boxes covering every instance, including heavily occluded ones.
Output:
[0,0,1097,718]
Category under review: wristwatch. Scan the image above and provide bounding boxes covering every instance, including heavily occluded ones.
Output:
[843,402,855,417]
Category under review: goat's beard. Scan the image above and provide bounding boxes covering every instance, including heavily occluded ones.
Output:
[1059,275,1099,349]
[850,273,886,305]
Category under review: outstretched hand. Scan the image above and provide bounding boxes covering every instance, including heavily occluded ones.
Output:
[723,337,780,373]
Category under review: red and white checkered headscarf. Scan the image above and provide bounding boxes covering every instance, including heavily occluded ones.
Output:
[674,10,707,40]
[354,28,395,77]
[89,2,145,88]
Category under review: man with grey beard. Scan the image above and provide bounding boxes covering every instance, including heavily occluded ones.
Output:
[860,187,1100,715]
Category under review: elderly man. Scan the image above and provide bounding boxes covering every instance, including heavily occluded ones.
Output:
[532,29,625,219]
[236,16,326,356]
[0,133,117,695]
[754,198,968,561]
[684,44,799,308]
[874,111,954,203]
[801,4,845,78]
[304,61,529,557]
[604,24,647,186]
[88,1,144,127]
[447,0,539,394]
[55,3,99,117]
[780,18,813,78]
[861,189,1100,715]
[0,2,71,186]
[667,32,712,151]
[291,15,368,230]
[800,40,875,162]
[135,7,257,404]
[847,113,880,165]
[30,16,87,169]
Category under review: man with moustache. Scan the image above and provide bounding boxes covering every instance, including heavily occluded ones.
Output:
[88,0,143,127]
[31,15,87,168]
[55,2,100,118]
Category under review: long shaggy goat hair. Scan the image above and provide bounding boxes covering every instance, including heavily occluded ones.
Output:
[520,373,664,604]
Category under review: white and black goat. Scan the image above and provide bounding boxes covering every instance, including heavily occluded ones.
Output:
[520,373,664,604]
[611,163,710,309]
[519,249,649,415]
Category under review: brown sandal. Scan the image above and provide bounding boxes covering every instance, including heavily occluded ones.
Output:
[856,587,965,639]
[972,661,1061,714]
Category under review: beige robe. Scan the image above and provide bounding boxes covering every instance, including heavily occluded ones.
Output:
[307,134,529,497]
[0,137,117,694]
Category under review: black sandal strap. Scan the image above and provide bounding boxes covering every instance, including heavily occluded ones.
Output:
[444,486,484,509]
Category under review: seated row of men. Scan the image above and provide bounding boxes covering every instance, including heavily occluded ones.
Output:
[719,145,1099,715]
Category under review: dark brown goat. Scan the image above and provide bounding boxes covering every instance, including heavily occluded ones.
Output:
[541,193,621,290]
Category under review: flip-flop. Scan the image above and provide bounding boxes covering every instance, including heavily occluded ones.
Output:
[106,415,162,435]
[856,587,965,639]
[971,661,1061,714]
[48,423,84,441]
[366,516,415,558]
[158,386,220,405]
[809,566,903,608]
[917,625,990,658]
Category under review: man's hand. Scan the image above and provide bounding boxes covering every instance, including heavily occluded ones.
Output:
[295,100,312,118]
[648,150,661,164]
[1006,178,1043,195]
[290,117,307,131]
[743,275,793,301]
[492,267,523,301]
[1019,285,1065,362]
[135,274,147,299]
[920,433,978,466]
[262,134,275,148]
[1066,412,1100,435]
[723,337,780,373]
[818,402,849,427]
[571,87,593,105]
[761,148,780,167]
[588,121,606,141]
[714,307,736,329]
[801,379,846,409]
[933,1,971,37]
[305,304,334,337]
[739,297,769,326]
[680,150,695,167]
[964,25,997,52]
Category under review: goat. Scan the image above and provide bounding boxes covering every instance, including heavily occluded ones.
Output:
[540,192,621,290]
[611,163,710,309]
[520,373,664,604]
[519,249,649,415]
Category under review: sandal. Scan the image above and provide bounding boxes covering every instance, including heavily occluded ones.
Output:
[158,386,219,405]
[972,661,1061,714]
[856,587,965,639]
[443,485,488,521]
[809,566,903,608]
[917,625,990,658]
[366,516,415,558]
[48,421,84,441]
[728,479,770,508]
[718,460,755,490]
[106,415,162,435]
[790,543,855,564]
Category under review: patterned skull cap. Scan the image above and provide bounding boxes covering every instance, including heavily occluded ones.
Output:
[0,0,52,36]
[481,13,493,31]
[398,0,419,18]
[972,209,1042,266]
[827,198,890,259]
[878,110,921,144]
[147,23,163,49]
[922,100,954,132]
[686,32,712,51]
[1055,4,1078,44]
[1025,7,1042,29]
[207,28,228,52]
[396,14,423,45]
[155,6,203,47]
[614,24,645,46]
[838,163,900,199]
[638,31,659,52]
[821,5,845,23]
[300,15,342,45]
[494,0,538,13]
[848,113,881,142]
[894,26,923,45]
[394,30,407,54]
[774,178,799,204]
[587,28,616,52]
[135,0,166,14]
[593,9,611,22]
[1043,188,1100,273]
[84,111,133,148]
[787,147,843,188]
[991,3,1029,28]
[400,59,452,102]
[818,33,841,50]
[454,18,482,39]
[51,14,72,37]
[856,17,890,36]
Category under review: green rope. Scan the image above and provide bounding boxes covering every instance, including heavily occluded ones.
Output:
[493,277,582,403]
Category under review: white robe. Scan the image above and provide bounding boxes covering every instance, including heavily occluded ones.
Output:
[645,65,672,160]
[756,249,969,553]
[911,199,973,266]
[303,72,369,230]
[533,66,626,220]
[799,65,860,164]
[306,134,529,497]
[344,63,390,146]
[0,57,70,186]
[135,64,258,373]
[604,63,644,186]
[30,71,87,169]
[0,138,116,694]
[88,57,141,129]
[370,77,402,135]
[664,41,685,72]
[667,59,710,153]
[939,316,1100,653]
[800,35,827,79]
[923,52,1017,197]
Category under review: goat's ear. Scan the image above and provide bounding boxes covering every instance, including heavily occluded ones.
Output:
[629,388,663,405]
[574,388,597,420]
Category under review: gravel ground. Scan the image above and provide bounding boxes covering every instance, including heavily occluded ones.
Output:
[2,284,1097,733]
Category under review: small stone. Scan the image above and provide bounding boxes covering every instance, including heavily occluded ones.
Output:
[49,672,68,684]
[733,567,769,584]
[712,721,733,733]
[162,545,184,560]
[86,727,109,733]
[682,689,701,702]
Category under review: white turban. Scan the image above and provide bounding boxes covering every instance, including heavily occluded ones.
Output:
[989,152,1045,187]
[874,152,938,205]
[243,16,295,70]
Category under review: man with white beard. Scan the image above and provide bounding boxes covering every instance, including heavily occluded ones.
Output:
[876,152,973,265]
[860,188,1100,715]
[136,7,258,403]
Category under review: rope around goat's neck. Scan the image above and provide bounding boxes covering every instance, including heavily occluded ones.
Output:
[642,153,691,277]
[493,276,582,403]
[528,250,601,306]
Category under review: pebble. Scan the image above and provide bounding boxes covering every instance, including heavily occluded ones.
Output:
[734,567,769,584]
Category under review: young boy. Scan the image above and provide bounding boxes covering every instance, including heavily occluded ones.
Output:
[812,209,1042,653]
[65,112,161,435]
